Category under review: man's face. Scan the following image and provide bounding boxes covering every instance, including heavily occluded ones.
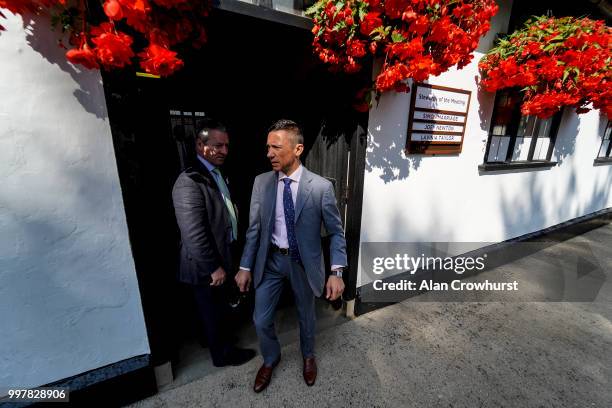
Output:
[197,129,229,166]
[266,130,303,173]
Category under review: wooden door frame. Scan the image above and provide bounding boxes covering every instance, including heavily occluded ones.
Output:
[343,122,367,301]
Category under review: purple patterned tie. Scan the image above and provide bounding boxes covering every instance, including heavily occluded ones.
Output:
[283,178,302,264]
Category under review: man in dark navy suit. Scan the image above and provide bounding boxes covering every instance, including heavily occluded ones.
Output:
[172,118,255,367]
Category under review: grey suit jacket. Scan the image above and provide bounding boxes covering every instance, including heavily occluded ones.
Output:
[172,160,235,285]
[240,167,347,296]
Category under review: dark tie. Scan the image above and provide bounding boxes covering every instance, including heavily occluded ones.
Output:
[283,178,302,264]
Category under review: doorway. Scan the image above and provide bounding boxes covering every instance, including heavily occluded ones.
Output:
[103,7,367,389]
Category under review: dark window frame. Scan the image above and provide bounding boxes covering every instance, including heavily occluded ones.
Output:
[594,120,612,164]
[479,88,563,171]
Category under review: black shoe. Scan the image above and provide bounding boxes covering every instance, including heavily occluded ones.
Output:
[214,347,256,367]
[329,297,343,311]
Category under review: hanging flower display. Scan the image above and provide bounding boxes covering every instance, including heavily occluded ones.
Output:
[479,16,612,119]
[306,0,498,107]
[0,0,210,76]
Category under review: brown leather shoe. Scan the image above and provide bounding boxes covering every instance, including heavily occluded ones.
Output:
[253,356,280,393]
[303,357,317,386]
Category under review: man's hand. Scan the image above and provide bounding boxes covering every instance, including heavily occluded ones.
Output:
[325,276,345,301]
[210,267,226,286]
[235,269,252,292]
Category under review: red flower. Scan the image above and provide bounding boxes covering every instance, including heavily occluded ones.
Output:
[118,0,151,32]
[389,38,423,60]
[360,12,382,36]
[103,0,123,20]
[369,41,377,55]
[66,44,99,69]
[480,16,611,118]
[306,0,499,109]
[452,3,473,18]
[384,0,409,20]
[1,0,209,78]
[363,0,381,10]
[138,43,184,76]
[408,15,429,37]
[91,23,134,69]
[428,16,452,42]
[346,39,366,58]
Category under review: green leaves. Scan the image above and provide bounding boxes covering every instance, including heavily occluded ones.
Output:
[332,21,347,31]
[305,1,325,17]
[391,31,406,43]
[358,5,367,21]
[371,26,390,41]
[50,7,79,33]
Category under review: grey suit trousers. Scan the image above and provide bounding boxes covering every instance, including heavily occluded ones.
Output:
[253,251,316,365]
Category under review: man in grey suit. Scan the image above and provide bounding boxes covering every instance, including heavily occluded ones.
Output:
[172,118,255,368]
[235,119,347,392]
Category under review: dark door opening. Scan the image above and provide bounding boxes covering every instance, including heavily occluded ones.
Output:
[103,8,368,387]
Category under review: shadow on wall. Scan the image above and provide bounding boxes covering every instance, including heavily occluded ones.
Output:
[1,130,134,302]
[478,108,610,240]
[365,91,423,183]
[18,11,108,119]
[498,140,612,241]
[476,76,495,133]
[499,169,612,241]
[0,130,146,386]
[553,108,579,165]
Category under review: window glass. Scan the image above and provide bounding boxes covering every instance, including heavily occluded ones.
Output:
[484,88,561,165]
[511,136,532,161]
[597,121,611,159]
[487,136,510,162]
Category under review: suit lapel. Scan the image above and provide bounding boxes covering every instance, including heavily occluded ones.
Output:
[294,167,313,222]
[265,172,278,234]
[193,158,216,188]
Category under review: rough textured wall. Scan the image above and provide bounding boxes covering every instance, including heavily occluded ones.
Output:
[0,11,150,389]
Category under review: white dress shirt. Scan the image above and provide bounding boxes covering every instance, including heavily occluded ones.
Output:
[271,165,303,248]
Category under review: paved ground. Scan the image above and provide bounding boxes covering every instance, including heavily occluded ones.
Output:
[131,222,612,408]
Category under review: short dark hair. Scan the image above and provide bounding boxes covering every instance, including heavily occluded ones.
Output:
[196,118,227,144]
[268,119,304,145]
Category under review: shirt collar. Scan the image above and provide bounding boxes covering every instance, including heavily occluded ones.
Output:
[279,164,303,184]
[197,155,217,173]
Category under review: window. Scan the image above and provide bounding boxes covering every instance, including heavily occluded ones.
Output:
[595,120,612,163]
[480,88,563,170]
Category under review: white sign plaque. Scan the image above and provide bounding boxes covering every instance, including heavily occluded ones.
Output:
[414,86,470,113]
[405,83,472,154]
[412,111,465,123]
[412,122,465,133]
[411,133,463,142]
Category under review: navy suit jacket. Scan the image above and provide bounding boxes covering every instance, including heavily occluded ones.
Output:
[240,167,347,296]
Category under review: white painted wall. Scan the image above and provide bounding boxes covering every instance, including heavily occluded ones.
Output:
[358,0,612,286]
[0,11,150,389]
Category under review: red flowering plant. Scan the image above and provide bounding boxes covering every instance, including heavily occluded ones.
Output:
[306,0,498,110]
[0,0,209,76]
[479,16,612,119]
